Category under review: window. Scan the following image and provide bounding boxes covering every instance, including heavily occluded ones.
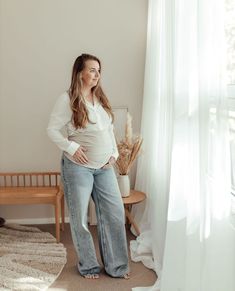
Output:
[226,0,235,198]
[226,0,235,85]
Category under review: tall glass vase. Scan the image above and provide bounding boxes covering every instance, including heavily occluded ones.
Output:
[117,174,130,197]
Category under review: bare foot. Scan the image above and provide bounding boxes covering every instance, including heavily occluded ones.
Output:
[123,273,130,279]
[83,274,100,279]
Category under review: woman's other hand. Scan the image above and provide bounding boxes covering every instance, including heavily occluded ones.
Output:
[102,156,116,169]
[73,146,89,164]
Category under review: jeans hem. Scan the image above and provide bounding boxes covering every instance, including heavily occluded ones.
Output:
[78,265,101,276]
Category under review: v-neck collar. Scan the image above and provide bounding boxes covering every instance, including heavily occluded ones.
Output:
[85,96,99,110]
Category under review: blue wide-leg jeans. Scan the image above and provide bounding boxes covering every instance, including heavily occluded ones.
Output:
[61,154,129,277]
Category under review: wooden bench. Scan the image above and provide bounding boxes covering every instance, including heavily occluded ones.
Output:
[0,172,65,243]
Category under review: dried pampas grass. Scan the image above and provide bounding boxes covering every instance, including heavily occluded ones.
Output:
[115,112,143,175]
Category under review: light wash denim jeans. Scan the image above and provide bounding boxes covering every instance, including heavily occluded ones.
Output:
[61,154,129,277]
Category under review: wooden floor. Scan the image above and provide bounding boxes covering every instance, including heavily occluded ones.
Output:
[36,223,156,291]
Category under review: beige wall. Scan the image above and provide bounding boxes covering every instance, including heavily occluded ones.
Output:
[0,0,147,222]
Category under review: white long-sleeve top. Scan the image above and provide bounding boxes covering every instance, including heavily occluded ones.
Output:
[47,92,119,169]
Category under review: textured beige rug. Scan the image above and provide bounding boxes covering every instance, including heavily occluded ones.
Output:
[0,224,67,290]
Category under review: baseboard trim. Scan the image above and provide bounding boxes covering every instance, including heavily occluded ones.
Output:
[5,216,98,225]
[5,217,70,225]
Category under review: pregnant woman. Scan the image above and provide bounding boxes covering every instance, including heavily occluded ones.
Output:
[47,53,129,279]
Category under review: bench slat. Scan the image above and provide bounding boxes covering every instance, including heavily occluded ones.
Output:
[0,172,64,242]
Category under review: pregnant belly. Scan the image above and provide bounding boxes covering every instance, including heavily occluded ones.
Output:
[69,129,114,166]
[85,144,113,164]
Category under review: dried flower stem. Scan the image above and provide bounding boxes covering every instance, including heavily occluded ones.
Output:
[115,112,143,175]
[125,112,133,146]
[125,138,143,174]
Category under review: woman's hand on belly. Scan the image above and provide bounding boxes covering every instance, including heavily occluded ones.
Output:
[73,146,89,164]
[101,156,116,169]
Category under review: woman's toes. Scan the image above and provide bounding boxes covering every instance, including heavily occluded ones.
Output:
[123,273,130,279]
[83,274,99,279]
[93,274,99,279]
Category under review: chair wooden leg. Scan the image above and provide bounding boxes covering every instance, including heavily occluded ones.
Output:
[55,198,61,243]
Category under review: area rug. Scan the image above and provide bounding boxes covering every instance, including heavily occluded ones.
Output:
[0,224,67,290]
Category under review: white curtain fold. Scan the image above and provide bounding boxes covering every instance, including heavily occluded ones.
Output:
[130,0,235,290]
[131,0,174,289]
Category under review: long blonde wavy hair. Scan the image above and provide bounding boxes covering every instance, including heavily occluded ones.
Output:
[68,53,114,129]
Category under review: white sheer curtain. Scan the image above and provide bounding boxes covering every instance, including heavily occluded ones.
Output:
[130,0,235,291]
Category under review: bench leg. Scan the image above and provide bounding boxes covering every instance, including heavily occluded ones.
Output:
[61,195,65,231]
[55,197,61,243]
